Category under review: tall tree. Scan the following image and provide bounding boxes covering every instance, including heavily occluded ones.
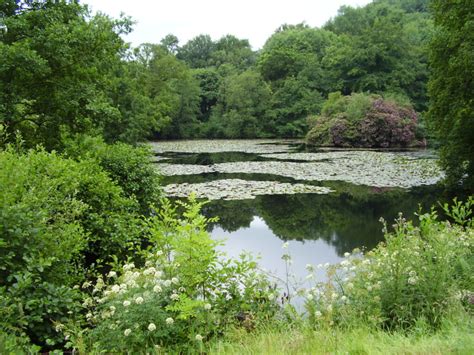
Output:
[0,0,132,149]
[427,0,474,188]
[324,2,431,111]
[176,34,215,68]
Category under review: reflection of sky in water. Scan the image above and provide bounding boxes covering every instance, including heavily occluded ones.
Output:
[212,216,344,284]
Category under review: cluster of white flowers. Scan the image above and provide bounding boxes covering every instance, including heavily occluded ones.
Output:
[148,323,156,332]
[165,317,174,325]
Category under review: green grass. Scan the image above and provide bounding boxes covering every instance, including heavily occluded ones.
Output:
[208,319,474,354]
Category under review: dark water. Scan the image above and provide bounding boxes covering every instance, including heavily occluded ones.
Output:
[159,149,448,282]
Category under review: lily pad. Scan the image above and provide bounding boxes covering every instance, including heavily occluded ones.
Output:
[156,150,443,188]
[149,139,301,154]
[163,179,333,200]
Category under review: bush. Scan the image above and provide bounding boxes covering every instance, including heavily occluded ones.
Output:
[63,197,280,353]
[0,147,144,347]
[303,198,473,331]
[306,93,424,148]
[63,135,161,215]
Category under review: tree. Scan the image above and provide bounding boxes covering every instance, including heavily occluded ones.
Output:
[258,26,336,136]
[206,70,271,138]
[160,33,179,54]
[211,34,255,70]
[323,2,432,111]
[0,1,133,149]
[427,0,474,189]
[176,34,215,68]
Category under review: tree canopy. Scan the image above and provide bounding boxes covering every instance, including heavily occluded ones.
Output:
[427,0,474,188]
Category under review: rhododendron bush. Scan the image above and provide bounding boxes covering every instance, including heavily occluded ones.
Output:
[306,93,425,148]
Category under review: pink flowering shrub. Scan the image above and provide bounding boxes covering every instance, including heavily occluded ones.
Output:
[306,93,425,148]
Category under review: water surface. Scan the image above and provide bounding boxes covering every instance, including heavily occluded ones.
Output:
[151,140,446,283]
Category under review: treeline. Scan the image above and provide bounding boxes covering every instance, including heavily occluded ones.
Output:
[0,0,432,148]
[159,0,433,139]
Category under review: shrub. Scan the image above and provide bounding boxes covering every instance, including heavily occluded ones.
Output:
[63,135,161,215]
[303,198,473,331]
[64,196,280,353]
[0,147,144,347]
[306,93,423,148]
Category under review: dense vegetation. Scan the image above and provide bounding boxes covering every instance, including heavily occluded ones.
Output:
[306,92,425,148]
[0,0,473,352]
[427,0,474,190]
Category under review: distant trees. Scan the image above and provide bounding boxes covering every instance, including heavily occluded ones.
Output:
[427,0,474,188]
[0,0,446,147]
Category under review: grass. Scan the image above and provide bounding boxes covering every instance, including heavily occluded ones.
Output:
[208,318,474,354]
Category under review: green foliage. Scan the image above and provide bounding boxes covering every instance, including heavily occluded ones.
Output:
[0,146,144,346]
[133,44,201,139]
[64,196,279,353]
[0,1,133,149]
[0,330,40,354]
[177,34,216,69]
[303,198,473,331]
[323,1,432,111]
[306,92,422,148]
[63,135,161,215]
[207,70,272,138]
[427,0,474,189]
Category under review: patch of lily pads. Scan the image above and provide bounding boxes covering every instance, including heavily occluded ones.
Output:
[149,139,301,154]
[163,179,333,200]
[157,150,443,189]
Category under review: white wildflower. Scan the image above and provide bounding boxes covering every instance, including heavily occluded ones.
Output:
[166,317,174,325]
[315,311,322,317]
[143,267,156,276]
[124,328,132,336]
[135,297,144,305]
[153,285,162,293]
[171,277,179,285]
[408,277,418,285]
[327,304,333,312]
[123,263,135,271]
[307,294,314,301]
[107,271,117,278]
[344,252,351,258]
[148,323,156,332]
[163,280,172,287]
[111,285,120,293]
[170,293,179,301]
[195,334,203,341]
[156,250,163,256]
[341,295,347,302]
[204,303,212,310]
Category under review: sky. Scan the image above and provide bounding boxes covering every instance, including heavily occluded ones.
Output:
[82,0,373,50]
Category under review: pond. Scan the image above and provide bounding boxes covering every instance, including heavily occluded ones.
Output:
[150,139,446,287]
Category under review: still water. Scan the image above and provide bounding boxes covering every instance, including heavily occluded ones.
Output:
[152,140,445,284]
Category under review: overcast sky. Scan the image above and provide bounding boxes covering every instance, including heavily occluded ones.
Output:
[82,0,373,49]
